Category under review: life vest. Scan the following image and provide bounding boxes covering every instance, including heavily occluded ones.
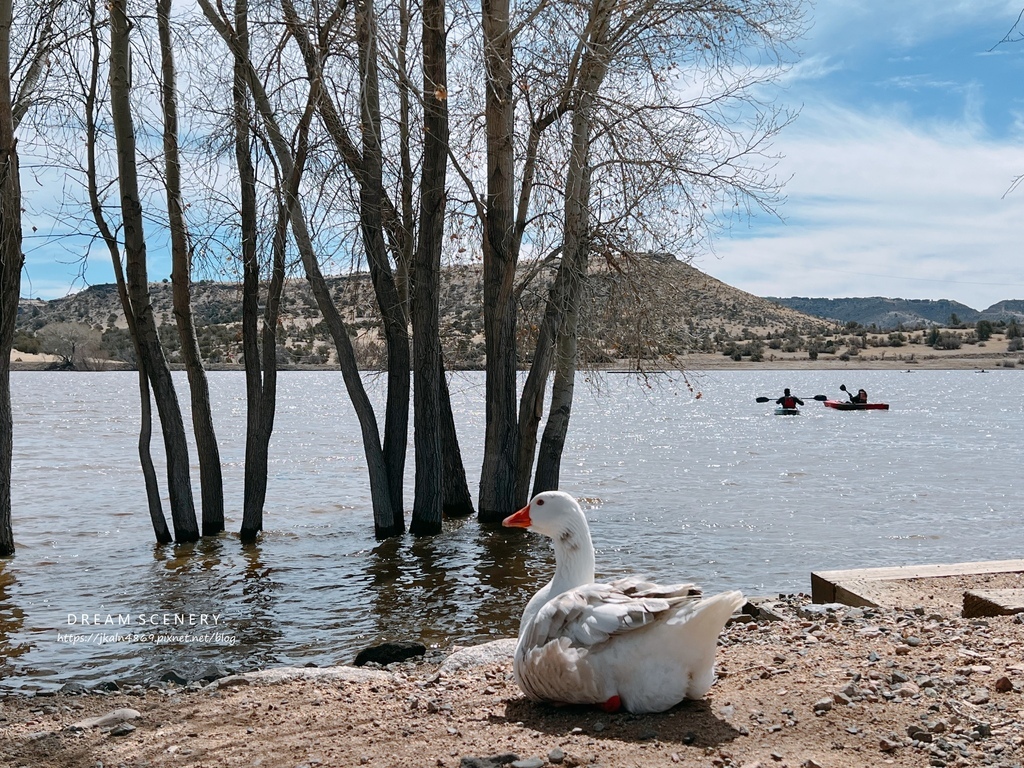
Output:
[782,395,797,408]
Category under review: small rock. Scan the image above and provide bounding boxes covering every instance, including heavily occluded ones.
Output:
[109,723,136,737]
[195,665,232,683]
[994,676,1013,693]
[832,691,852,706]
[894,682,920,698]
[812,698,833,714]
[967,689,990,706]
[880,737,901,752]
[511,759,544,768]
[547,748,565,764]
[72,708,142,730]
[354,641,427,667]
[160,670,189,686]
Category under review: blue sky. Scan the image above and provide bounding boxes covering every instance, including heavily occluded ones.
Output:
[697,0,1024,310]
[18,1,1024,310]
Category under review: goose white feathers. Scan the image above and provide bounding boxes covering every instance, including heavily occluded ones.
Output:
[503,490,744,714]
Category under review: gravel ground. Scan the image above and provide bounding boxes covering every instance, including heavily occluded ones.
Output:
[2,593,1023,768]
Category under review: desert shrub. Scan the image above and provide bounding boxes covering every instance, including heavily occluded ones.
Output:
[1008,337,1024,352]
[933,332,962,350]
[13,332,40,354]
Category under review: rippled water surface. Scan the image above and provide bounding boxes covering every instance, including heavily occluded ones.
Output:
[1,368,1021,691]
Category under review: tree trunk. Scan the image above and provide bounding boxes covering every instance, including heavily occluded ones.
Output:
[234,0,265,543]
[157,0,224,536]
[409,0,447,535]
[110,0,198,542]
[356,0,409,517]
[84,0,170,543]
[0,0,21,556]
[478,0,520,523]
[439,364,474,517]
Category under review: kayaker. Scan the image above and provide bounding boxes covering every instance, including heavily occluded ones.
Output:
[776,389,804,409]
[848,388,868,404]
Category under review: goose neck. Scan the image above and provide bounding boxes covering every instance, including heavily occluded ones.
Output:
[551,517,595,591]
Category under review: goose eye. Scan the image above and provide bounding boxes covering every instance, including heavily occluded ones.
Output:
[536,499,545,506]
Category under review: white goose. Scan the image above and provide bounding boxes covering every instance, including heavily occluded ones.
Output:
[503,490,744,714]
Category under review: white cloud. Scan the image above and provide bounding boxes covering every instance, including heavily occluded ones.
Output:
[701,101,1024,309]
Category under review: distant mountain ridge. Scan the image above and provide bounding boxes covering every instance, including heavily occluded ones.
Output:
[15,257,839,368]
[766,296,1024,330]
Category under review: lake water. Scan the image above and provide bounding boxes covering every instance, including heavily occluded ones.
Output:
[1,368,1021,692]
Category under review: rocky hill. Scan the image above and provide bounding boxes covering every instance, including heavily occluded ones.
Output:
[15,255,839,368]
[767,296,1024,330]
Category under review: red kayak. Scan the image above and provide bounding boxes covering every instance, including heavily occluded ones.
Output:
[824,400,890,411]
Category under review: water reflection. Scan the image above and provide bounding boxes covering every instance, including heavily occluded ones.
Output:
[362,524,550,655]
[471,524,551,638]
[0,563,27,673]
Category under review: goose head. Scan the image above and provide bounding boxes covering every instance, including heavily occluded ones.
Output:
[503,490,596,589]
[503,490,586,537]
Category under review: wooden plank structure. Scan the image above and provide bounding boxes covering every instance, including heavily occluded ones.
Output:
[963,589,1024,618]
[811,559,1024,613]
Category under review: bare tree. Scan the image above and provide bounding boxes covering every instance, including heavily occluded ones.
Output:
[109,0,199,542]
[76,0,171,543]
[157,0,224,536]
[276,0,474,531]
[198,0,404,538]
[467,0,803,509]
[0,0,22,556]
[36,321,104,369]
[1,0,63,555]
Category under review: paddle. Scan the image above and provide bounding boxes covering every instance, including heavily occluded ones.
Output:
[755,395,827,403]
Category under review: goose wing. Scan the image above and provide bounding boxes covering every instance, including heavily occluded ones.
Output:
[523,575,704,650]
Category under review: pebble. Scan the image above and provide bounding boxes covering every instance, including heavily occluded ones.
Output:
[812,698,833,714]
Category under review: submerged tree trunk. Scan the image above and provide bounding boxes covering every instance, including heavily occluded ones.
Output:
[0,0,21,556]
[409,0,448,535]
[439,364,474,517]
[355,0,409,517]
[478,0,520,523]
[157,0,224,536]
[235,0,265,543]
[82,0,169,543]
[110,0,198,542]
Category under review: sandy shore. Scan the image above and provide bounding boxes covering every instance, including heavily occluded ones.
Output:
[3,587,1022,768]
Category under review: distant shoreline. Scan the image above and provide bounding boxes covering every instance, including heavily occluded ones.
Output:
[9,350,1019,373]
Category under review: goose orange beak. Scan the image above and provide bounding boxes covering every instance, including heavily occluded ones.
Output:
[502,504,532,528]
